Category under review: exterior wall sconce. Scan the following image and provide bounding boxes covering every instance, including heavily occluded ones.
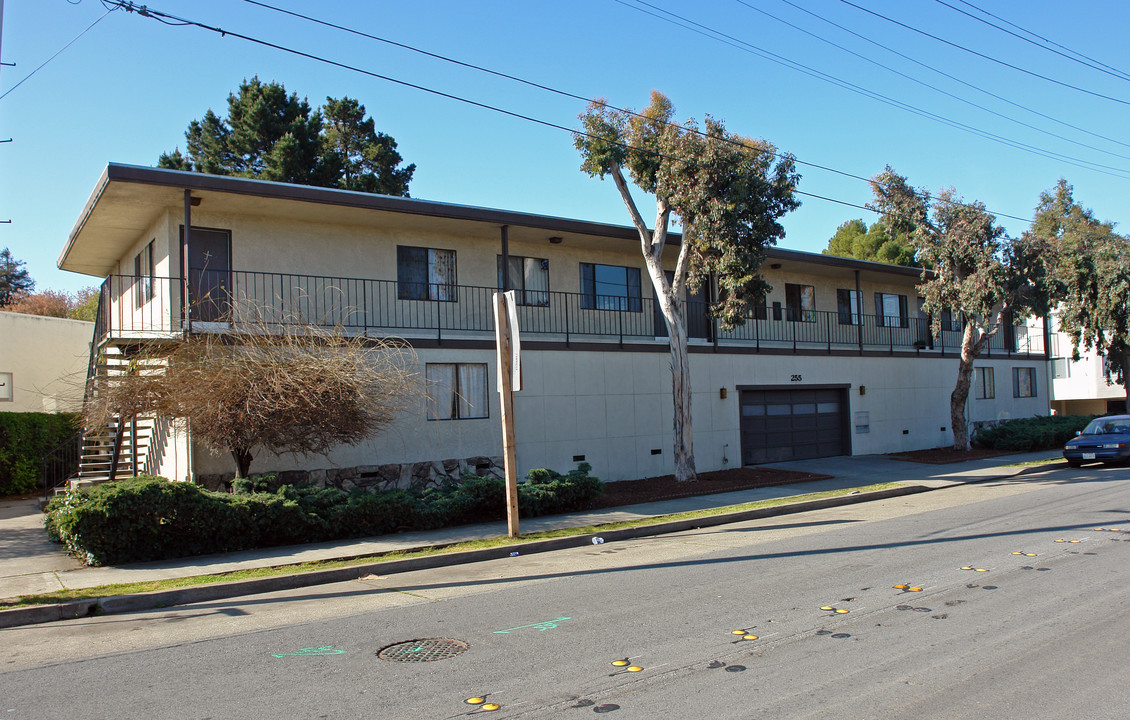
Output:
[548,236,563,244]
[719,387,728,399]
[859,385,866,395]
[190,197,202,207]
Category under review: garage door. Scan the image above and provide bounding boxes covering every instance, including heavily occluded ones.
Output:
[740,388,848,465]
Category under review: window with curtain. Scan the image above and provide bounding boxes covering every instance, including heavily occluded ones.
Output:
[134,239,155,308]
[397,246,456,301]
[974,367,995,399]
[580,263,642,312]
[836,289,860,325]
[874,292,908,328]
[785,283,815,322]
[426,363,488,419]
[1013,367,1036,398]
[497,255,549,307]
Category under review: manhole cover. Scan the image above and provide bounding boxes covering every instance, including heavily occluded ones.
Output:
[377,638,469,662]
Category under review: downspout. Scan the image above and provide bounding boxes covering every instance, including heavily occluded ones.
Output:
[183,190,192,336]
[183,190,194,483]
[854,270,863,355]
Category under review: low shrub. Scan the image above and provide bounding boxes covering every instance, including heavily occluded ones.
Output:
[974,415,1097,451]
[44,463,604,565]
[0,412,79,496]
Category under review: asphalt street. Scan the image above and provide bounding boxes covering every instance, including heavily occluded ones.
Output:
[2,463,1128,719]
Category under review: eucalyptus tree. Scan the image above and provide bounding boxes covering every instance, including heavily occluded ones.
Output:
[1030,179,1130,405]
[870,167,1051,450]
[575,92,800,481]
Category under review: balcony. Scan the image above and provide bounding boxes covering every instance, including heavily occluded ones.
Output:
[95,272,1046,357]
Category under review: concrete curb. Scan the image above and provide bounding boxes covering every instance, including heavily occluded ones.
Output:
[0,484,932,629]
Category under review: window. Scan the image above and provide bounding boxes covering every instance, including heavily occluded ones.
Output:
[785,283,815,322]
[497,255,549,307]
[426,363,488,419]
[874,292,908,328]
[1013,367,1036,398]
[836,289,861,325]
[580,263,641,312]
[134,239,155,308]
[974,367,995,399]
[397,246,456,301]
[0,372,12,402]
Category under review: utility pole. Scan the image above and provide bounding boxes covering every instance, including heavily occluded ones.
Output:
[494,290,522,537]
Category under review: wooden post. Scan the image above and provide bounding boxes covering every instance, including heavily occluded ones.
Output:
[494,292,520,537]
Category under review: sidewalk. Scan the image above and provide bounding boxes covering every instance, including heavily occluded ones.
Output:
[0,450,1063,625]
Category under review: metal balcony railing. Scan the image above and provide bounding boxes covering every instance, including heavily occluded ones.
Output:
[94,272,1046,357]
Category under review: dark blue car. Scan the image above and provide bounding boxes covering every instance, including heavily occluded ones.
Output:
[1063,415,1130,467]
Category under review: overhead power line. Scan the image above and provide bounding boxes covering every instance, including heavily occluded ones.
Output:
[937,0,1130,83]
[619,0,1130,180]
[100,0,1043,224]
[774,0,1130,153]
[735,0,1130,164]
[0,8,116,101]
[240,0,1055,219]
[836,0,1130,106]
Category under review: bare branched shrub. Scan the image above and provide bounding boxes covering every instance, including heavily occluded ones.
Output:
[84,306,419,478]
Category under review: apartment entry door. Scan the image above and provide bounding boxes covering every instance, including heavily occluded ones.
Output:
[181,226,232,323]
[739,386,849,465]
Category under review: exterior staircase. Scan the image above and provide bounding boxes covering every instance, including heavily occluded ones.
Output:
[67,343,162,492]
[71,415,156,489]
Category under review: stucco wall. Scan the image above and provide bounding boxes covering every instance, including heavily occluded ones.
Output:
[191,346,1050,482]
[0,312,92,413]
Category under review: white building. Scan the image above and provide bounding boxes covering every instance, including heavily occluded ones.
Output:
[56,164,1051,488]
[1047,316,1127,416]
[0,311,91,414]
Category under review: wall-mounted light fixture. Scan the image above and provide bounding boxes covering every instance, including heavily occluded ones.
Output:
[859,385,866,395]
[719,387,728,399]
[190,197,202,207]
[548,236,563,244]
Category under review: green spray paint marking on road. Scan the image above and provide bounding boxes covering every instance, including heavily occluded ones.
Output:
[272,646,346,658]
[493,616,572,634]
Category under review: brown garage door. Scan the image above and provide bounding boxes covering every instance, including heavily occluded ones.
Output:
[740,388,848,465]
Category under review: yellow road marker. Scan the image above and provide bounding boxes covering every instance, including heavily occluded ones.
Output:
[835,608,850,614]
[481,703,500,711]
[743,634,759,640]
[731,630,747,635]
[627,666,643,672]
[820,606,835,611]
[908,587,923,592]
[611,660,629,667]
[465,698,485,705]
[893,584,908,589]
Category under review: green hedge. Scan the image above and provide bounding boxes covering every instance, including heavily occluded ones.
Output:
[973,414,1097,452]
[45,464,604,565]
[0,412,79,496]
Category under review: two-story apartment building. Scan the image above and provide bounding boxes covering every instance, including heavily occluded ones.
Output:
[57,164,1050,488]
[1047,315,1127,416]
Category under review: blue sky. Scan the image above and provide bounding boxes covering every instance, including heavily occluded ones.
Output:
[2,0,1129,293]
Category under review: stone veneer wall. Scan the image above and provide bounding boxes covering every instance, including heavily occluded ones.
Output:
[196,456,505,492]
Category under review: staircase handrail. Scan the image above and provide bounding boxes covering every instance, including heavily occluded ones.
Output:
[40,430,82,503]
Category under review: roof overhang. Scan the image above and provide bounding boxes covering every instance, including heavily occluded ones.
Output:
[60,163,929,282]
